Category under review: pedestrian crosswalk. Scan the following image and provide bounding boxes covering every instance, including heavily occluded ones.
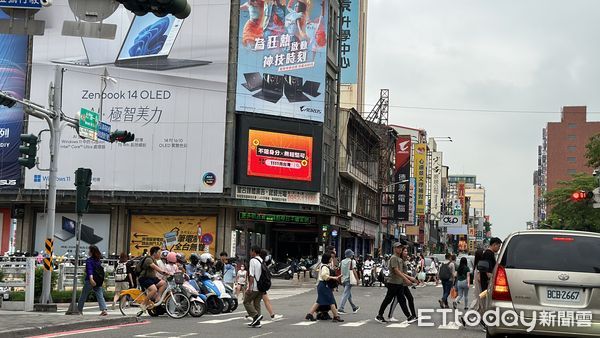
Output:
[199,315,461,330]
[267,288,312,300]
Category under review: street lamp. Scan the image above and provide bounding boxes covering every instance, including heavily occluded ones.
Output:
[431,136,453,142]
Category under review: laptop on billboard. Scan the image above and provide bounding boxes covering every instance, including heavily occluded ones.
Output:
[253,73,284,104]
[114,13,210,71]
[54,216,76,241]
[284,75,310,103]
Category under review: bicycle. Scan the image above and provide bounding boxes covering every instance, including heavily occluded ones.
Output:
[118,273,190,319]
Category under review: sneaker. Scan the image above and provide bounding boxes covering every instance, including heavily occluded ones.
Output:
[99,310,108,316]
[452,301,457,309]
[352,306,360,314]
[338,309,347,314]
[438,299,444,308]
[271,314,283,320]
[375,315,387,323]
[249,314,263,326]
[245,315,253,321]
[387,317,399,322]
[251,322,262,328]
[407,315,418,324]
[332,316,344,323]
[305,313,316,321]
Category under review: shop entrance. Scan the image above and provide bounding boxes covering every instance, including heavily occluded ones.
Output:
[271,227,318,261]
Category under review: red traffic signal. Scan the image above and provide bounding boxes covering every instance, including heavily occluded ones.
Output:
[571,190,592,201]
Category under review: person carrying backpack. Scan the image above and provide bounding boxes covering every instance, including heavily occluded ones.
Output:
[244,246,269,328]
[78,245,108,315]
[112,252,131,309]
[438,253,456,308]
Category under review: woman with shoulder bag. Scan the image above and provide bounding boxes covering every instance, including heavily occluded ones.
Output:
[78,245,108,315]
[305,253,344,322]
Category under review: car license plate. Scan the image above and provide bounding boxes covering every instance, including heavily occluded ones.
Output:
[545,287,582,303]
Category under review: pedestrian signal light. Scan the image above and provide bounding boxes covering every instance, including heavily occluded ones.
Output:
[18,134,38,169]
[571,190,592,201]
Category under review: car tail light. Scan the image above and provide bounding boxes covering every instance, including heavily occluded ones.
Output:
[492,265,512,301]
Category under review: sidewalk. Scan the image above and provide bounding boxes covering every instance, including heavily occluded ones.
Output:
[0,303,139,338]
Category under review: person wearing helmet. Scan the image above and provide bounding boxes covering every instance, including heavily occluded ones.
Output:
[199,252,214,272]
[187,253,200,275]
[164,252,180,275]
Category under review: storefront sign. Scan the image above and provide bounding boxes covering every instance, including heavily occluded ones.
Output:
[235,185,320,205]
[394,136,411,221]
[238,212,314,224]
[430,152,443,215]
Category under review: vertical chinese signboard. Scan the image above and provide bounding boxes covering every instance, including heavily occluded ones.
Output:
[0,11,28,190]
[394,136,411,221]
[458,182,466,224]
[413,143,427,216]
[430,152,443,217]
[340,0,359,84]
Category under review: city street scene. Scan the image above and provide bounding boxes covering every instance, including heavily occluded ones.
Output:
[0,1,599,338]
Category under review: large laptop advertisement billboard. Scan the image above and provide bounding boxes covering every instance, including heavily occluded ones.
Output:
[235,0,328,122]
[34,213,110,256]
[26,0,230,193]
[0,11,28,190]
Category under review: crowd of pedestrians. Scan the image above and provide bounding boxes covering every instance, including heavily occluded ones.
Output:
[73,236,503,332]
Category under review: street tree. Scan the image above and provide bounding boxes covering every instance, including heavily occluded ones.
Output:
[585,133,600,169]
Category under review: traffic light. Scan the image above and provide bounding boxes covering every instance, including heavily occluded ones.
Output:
[116,0,191,19]
[0,94,17,108]
[571,190,593,202]
[109,130,135,143]
[18,134,38,169]
[320,225,328,243]
[75,168,92,214]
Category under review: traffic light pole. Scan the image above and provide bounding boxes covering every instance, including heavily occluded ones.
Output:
[65,212,83,315]
[39,67,64,305]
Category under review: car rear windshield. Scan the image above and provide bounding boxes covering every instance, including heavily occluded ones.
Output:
[501,234,600,273]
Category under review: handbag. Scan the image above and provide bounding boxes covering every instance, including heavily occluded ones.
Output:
[349,260,358,285]
[450,286,458,299]
[325,266,338,289]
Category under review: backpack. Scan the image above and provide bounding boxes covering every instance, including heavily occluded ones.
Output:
[92,263,105,287]
[135,256,150,278]
[114,262,128,282]
[439,262,452,281]
[253,258,272,293]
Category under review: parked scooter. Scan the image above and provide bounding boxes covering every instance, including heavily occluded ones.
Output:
[269,261,293,280]
[189,270,224,315]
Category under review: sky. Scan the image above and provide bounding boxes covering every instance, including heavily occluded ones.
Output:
[364,0,600,239]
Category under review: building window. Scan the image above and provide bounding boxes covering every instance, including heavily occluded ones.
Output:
[567,135,576,141]
[567,169,577,175]
[567,157,576,163]
[568,146,576,152]
[568,123,577,129]
[339,179,352,211]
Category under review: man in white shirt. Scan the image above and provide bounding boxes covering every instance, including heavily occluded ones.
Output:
[244,246,264,328]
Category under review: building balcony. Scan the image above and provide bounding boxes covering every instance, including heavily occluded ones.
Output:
[339,153,378,190]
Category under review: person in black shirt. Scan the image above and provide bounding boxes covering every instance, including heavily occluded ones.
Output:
[479,237,502,291]
[214,251,228,275]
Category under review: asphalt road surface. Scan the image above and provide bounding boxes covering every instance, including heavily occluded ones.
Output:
[37,283,486,338]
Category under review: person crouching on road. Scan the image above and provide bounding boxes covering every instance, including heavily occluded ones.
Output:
[338,249,360,314]
[305,252,344,322]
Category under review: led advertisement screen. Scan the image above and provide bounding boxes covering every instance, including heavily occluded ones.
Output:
[235,0,328,122]
[247,129,313,181]
[236,114,322,192]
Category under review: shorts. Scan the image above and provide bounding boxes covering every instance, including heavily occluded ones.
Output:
[114,281,129,293]
[139,277,160,290]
